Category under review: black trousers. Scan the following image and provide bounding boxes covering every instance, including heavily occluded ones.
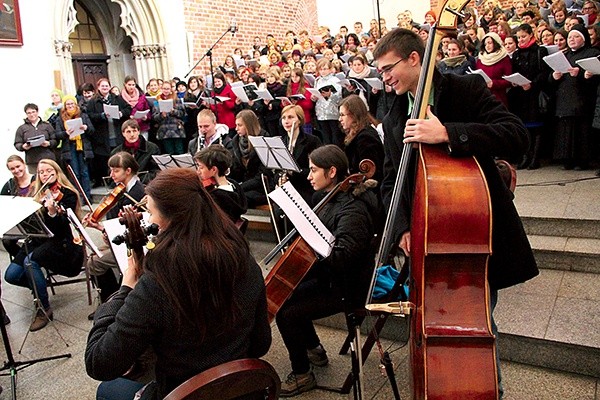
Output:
[276,278,344,374]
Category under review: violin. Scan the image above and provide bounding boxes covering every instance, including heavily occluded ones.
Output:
[202,177,218,192]
[89,183,126,223]
[41,181,65,215]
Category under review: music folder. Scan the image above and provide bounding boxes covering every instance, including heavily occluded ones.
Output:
[0,196,52,239]
[248,136,300,173]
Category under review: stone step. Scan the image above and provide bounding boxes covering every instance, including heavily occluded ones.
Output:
[529,235,600,274]
[313,269,600,379]
[522,216,600,240]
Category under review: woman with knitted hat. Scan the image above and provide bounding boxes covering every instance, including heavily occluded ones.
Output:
[551,24,600,170]
[476,31,513,107]
[54,94,95,200]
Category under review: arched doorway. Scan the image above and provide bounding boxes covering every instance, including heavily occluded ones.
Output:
[54,0,170,94]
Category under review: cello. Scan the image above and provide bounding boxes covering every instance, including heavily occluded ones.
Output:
[263,159,375,323]
[371,1,499,398]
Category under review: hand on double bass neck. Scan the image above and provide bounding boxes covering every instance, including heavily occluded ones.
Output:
[403,106,449,145]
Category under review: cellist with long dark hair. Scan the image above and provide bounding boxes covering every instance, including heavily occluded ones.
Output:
[373,24,538,398]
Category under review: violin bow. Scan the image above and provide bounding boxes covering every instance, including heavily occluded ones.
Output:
[66,164,94,212]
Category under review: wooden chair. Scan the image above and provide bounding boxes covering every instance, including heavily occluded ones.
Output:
[163,358,280,400]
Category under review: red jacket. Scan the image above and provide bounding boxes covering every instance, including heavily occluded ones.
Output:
[475,56,512,107]
[210,84,237,129]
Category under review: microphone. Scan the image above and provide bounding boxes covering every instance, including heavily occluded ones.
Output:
[230,19,237,37]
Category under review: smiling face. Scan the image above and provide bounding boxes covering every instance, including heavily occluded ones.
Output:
[554,32,567,49]
[376,50,419,96]
[7,160,26,180]
[25,107,39,124]
[516,29,534,47]
[98,80,111,96]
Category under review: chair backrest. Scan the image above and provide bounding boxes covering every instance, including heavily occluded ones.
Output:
[163,358,280,400]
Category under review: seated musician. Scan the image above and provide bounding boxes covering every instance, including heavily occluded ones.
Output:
[84,152,145,317]
[276,145,381,397]
[193,144,248,223]
[188,109,230,155]
[110,119,160,184]
[5,159,84,332]
[85,168,271,400]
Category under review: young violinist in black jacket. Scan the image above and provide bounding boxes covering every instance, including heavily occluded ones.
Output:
[277,145,381,397]
[5,159,83,332]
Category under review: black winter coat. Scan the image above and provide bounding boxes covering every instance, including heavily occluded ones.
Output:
[281,131,322,205]
[54,112,95,161]
[86,94,132,156]
[381,71,538,290]
[344,125,384,185]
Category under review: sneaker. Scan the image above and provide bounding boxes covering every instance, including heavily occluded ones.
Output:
[280,370,316,397]
[29,308,53,332]
[307,344,329,367]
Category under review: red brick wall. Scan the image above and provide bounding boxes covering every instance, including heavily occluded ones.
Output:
[183,0,318,76]
[429,0,513,13]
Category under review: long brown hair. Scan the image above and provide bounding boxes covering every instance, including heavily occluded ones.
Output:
[31,159,82,217]
[339,95,375,145]
[144,168,250,337]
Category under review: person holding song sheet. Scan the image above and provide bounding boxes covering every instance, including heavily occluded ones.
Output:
[276,145,380,397]
[550,24,600,170]
[14,103,57,174]
[202,72,238,137]
[475,32,513,107]
[87,78,131,187]
[122,75,152,141]
[5,159,84,332]
[54,95,94,201]
[85,168,270,400]
[153,80,187,155]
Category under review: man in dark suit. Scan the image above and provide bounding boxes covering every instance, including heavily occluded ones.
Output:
[373,28,539,398]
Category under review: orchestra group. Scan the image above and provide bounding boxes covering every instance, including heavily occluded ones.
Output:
[21,0,600,396]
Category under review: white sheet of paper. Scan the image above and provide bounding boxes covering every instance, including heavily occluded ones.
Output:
[133,109,149,119]
[158,100,173,113]
[65,208,101,257]
[268,182,334,258]
[27,134,46,147]
[306,87,324,100]
[543,51,572,73]
[103,212,151,274]
[0,196,43,236]
[364,77,384,90]
[502,73,532,86]
[231,86,250,103]
[65,118,84,138]
[467,67,492,84]
[304,74,316,87]
[542,45,560,55]
[576,57,600,75]
[103,104,120,120]
[254,89,274,101]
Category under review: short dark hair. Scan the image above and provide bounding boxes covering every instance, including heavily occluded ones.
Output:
[373,28,425,62]
[121,119,140,133]
[522,10,536,19]
[309,145,349,182]
[24,103,38,112]
[194,144,232,176]
[108,151,139,174]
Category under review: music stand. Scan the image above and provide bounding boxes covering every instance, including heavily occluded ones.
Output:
[0,196,71,400]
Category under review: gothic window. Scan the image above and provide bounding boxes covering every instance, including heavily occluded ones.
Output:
[69,1,104,54]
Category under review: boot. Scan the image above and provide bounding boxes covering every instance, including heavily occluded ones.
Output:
[527,135,542,170]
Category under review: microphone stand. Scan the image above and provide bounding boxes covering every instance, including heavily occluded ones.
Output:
[183,25,235,124]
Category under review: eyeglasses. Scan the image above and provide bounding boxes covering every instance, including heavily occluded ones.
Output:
[377,58,403,76]
[583,6,595,10]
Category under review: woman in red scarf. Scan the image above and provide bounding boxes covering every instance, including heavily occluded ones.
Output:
[508,23,551,169]
[121,75,151,141]
[54,95,94,199]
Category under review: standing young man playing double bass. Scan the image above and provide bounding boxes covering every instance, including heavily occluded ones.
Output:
[373,28,539,398]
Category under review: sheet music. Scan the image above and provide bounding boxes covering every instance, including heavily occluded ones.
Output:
[543,51,572,73]
[133,109,150,119]
[306,88,324,100]
[0,196,43,236]
[27,134,46,147]
[248,136,300,172]
[231,85,250,103]
[502,73,531,86]
[66,208,102,257]
[467,67,492,84]
[576,56,600,75]
[158,100,174,113]
[364,77,384,90]
[104,212,151,274]
[152,154,178,170]
[172,153,195,169]
[103,104,120,120]
[268,182,335,258]
[65,117,84,138]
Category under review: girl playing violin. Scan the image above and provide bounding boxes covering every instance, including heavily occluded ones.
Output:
[5,159,84,332]
[193,145,247,223]
[84,152,145,315]
[85,168,270,400]
[276,145,381,397]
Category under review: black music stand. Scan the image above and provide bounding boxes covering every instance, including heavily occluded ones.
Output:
[0,197,71,400]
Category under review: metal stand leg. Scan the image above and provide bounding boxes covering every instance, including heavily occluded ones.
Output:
[17,239,69,353]
[0,300,71,400]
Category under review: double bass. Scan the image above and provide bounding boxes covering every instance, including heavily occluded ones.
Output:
[372,1,499,398]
